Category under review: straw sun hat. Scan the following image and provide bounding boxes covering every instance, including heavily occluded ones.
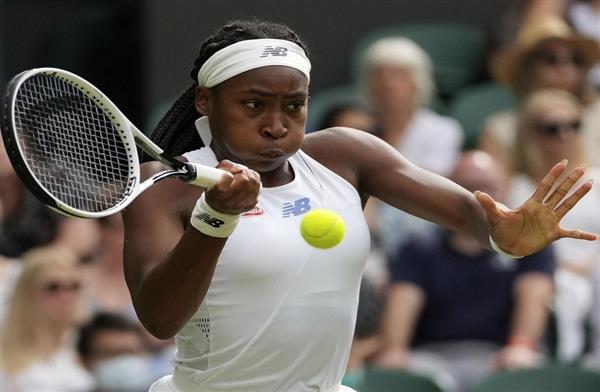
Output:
[491,16,600,89]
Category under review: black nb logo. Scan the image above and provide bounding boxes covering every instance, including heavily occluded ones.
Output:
[195,212,225,228]
[260,46,288,58]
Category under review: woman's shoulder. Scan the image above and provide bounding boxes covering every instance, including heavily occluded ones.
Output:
[302,127,382,158]
[302,127,385,188]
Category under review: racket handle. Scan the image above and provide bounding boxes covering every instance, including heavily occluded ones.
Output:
[186,163,229,188]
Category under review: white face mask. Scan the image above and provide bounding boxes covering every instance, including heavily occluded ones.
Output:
[92,354,155,392]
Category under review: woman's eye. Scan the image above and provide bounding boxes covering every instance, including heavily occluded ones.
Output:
[244,101,262,109]
[288,102,305,111]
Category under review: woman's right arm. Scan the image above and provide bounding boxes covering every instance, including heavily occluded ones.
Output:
[122,161,259,339]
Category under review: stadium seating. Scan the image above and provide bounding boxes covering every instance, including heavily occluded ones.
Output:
[359,367,445,392]
[470,364,600,392]
[447,82,516,149]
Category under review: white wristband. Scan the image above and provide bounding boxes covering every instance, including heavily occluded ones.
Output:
[489,235,523,259]
[190,193,240,238]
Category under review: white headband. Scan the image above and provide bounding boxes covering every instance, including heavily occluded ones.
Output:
[197,38,311,87]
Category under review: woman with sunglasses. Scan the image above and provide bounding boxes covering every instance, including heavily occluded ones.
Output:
[509,88,600,364]
[481,15,600,172]
[0,246,94,391]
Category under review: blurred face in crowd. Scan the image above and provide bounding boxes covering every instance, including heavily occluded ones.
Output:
[451,151,507,203]
[367,64,418,113]
[531,40,585,93]
[36,264,82,327]
[86,329,147,364]
[330,107,378,134]
[528,103,582,161]
[86,327,154,392]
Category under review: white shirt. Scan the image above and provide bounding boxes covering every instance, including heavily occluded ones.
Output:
[169,147,371,391]
[1,343,95,392]
[398,108,464,176]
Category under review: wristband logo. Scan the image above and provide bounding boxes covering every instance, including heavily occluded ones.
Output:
[195,212,225,228]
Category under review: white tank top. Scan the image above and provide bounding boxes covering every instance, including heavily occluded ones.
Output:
[173,147,371,391]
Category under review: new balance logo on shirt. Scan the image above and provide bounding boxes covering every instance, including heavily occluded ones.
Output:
[260,46,288,58]
[282,197,311,218]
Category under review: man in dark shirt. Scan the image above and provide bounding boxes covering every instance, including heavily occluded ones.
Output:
[373,151,556,392]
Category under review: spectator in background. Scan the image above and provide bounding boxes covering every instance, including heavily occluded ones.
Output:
[318,102,379,136]
[568,0,600,90]
[374,151,556,392]
[0,135,101,261]
[78,312,157,392]
[342,278,386,390]
[508,88,600,362]
[0,246,95,391]
[495,0,567,48]
[83,214,136,320]
[361,37,463,176]
[586,265,600,369]
[359,37,464,256]
[480,15,600,171]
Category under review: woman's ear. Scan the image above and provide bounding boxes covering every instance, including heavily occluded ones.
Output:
[195,86,210,116]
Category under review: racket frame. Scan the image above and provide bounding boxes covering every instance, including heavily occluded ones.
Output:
[2,68,223,218]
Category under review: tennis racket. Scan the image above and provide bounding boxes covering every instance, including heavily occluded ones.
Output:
[1,67,226,219]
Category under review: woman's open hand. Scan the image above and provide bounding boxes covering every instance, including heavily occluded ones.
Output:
[474,160,598,257]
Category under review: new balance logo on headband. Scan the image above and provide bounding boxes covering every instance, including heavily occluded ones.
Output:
[260,46,288,58]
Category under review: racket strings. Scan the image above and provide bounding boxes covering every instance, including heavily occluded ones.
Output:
[13,74,132,213]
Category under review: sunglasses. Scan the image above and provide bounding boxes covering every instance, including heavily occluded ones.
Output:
[534,120,581,136]
[42,281,81,294]
[536,52,585,67]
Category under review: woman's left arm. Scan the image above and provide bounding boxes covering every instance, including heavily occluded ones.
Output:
[304,128,598,256]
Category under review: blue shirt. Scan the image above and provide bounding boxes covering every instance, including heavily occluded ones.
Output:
[388,229,556,346]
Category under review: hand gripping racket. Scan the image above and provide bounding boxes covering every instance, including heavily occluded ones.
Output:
[1,68,226,218]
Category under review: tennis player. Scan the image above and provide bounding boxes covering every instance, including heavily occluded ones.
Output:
[122,20,597,392]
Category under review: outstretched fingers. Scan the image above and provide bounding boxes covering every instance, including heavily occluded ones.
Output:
[554,179,593,218]
[545,164,587,208]
[531,160,568,203]
[558,227,599,241]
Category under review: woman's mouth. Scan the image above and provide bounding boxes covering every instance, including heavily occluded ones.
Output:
[259,149,286,159]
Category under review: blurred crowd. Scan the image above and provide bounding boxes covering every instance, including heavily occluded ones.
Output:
[1,0,600,391]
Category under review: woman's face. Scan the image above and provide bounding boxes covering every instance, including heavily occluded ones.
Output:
[367,64,418,113]
[531,40,585,93]
[197,66,308,175]
[529,104,582,160]
[36,265,82,326]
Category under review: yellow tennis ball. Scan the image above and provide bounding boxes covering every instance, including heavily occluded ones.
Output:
[300,209,346,249]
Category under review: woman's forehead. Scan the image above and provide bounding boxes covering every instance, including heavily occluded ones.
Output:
[219,66,309,93]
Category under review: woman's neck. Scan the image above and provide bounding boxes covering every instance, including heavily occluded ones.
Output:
[260,160,295,188]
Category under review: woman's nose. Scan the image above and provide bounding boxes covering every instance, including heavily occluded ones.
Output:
[260,111,287,139]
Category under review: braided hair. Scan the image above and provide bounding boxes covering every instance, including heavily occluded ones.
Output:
[142,19,309,162]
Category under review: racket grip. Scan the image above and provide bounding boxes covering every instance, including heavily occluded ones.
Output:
[186,163,228,188]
